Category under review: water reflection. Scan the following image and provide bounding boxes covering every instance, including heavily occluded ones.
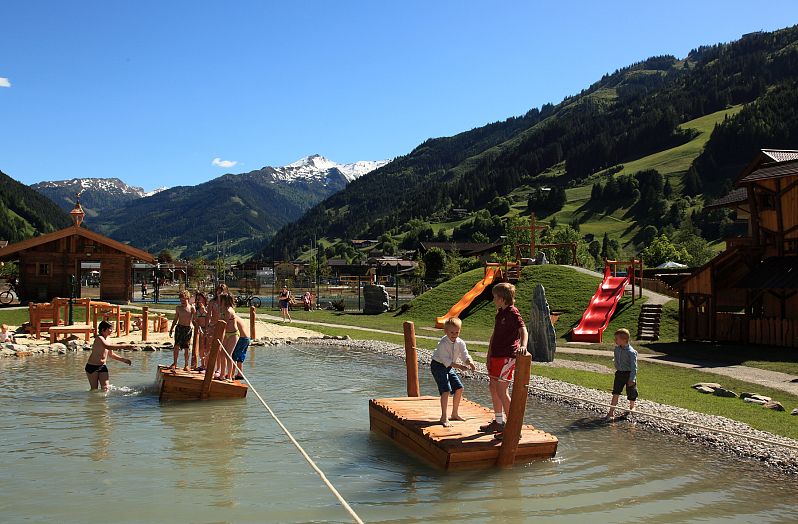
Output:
[84,393,112,460]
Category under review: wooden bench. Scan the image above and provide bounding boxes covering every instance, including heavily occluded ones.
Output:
[49,325,94,343]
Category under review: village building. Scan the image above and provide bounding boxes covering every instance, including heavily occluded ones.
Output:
[677,149,798,347]
[0,201,155,303]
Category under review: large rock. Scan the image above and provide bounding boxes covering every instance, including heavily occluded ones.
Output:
[696,385,715,394]
[528,284,557,362]
[762,400,785,411]
[743,397,767,405]
[362,285,389,315]
[791,408,798,416]
[713,387,738,398]
[692,383,722,390]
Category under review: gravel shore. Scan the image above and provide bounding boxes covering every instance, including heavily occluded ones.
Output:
[303,337,798,476]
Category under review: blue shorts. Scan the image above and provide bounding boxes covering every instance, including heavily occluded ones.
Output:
[232,337,251,362]
[430,360,463,395]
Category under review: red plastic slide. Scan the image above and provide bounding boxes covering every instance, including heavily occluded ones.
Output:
[435,266,501,328]
[570,267,629,343]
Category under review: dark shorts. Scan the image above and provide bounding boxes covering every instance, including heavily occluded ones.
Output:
[85,363,109,374]
[612,371,638,400]
[232,337,251,362]
[279,300,289,309]
[174,325,192,348]
[430,360,463,395]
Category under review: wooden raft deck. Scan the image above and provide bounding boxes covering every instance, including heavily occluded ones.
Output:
[157,366,248,402]
[369,396,558,470]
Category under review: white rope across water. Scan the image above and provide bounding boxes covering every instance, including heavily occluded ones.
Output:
[215,340,365,524]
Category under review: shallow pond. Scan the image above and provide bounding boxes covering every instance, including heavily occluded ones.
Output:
[1,344,796,523]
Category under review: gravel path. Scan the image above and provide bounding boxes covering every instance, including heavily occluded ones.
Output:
[299,337,798,476]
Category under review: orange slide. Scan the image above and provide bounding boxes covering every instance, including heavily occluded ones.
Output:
[570,266,629,343]
[435,266,501,328]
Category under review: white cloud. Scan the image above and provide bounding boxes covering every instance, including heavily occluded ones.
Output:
[212,157,237,168]
[0,77,10,88]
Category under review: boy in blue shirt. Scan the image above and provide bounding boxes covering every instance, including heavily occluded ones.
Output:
[430,317,476,427]
[607,328,638,419]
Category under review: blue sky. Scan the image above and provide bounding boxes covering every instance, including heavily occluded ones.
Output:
[2,1,797,190]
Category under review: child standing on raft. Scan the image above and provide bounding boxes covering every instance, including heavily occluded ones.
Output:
[431,317,476,427]
[607,328,638,419]
[169,290,195,371]
[85,320,134,391]
[193,292,209,371]
[480,282,528,435]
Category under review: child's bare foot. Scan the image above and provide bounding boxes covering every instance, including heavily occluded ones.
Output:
[183,366,189,372]
[169,364,177,371]
[450,414,466,422]
[439,419,452,427]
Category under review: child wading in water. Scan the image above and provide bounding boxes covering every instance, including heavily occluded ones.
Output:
[169,290,195,371]
[431,317,476,427]
[85,320,134,390]
[607,328,638,419]
[480,282,528,435]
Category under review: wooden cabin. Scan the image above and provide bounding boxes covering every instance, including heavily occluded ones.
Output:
[0,202,155,303]
[678,149,798,348]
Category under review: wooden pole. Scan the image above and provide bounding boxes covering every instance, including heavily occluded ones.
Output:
[249,306,256,339]
[403,321,420,397]
[142,306,149,342]
[497,353,532,467]
[201,320,227,400]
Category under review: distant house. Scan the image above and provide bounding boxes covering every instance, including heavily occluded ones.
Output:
[677,149,798,348]
[351,239,378,248]
[274,261,300,280]
[0,202,155,303]
[417,241,504,260]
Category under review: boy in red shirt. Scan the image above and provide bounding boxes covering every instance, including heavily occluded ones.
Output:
[480,282,528,434]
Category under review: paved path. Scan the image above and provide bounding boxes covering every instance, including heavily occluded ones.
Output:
[254,312,798,396]
[566,265,673,305]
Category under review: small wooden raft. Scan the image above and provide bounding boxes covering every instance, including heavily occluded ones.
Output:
[369,396,558,470]
[369,321,558,470]
[158,320,248,402]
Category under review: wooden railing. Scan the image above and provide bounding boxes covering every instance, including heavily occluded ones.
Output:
[748,317,798,348]
[637,278,678,298]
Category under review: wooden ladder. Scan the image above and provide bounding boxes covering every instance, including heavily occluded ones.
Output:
[637,303,662,341]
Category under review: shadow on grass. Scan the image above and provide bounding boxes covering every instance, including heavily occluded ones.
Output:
[645,341,798,366]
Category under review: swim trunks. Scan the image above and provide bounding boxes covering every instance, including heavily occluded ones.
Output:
[612,371,639,400]
[85,363,109,374]
[174,324,192,349]
[232,337,251,362]
[278,299,289,309]
[430,360,463,395]
[488,356,516,381]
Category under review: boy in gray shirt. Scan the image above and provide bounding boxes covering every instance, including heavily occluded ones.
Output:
[607,328,638,419]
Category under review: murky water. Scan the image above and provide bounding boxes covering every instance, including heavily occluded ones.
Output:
[1,345,796,523]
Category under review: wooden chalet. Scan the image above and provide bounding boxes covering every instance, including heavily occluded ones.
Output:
[0,202,155,303]
[678,149,798,348]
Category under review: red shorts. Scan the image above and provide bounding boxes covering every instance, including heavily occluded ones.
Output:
[488,356,516,381]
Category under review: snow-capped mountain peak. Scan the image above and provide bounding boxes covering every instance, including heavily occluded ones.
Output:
[274,154,388,184]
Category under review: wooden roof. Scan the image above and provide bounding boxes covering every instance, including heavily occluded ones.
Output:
[706,187,749,209]
[739,158,798,184]
[0,225,156,263]
[734,149,798,186]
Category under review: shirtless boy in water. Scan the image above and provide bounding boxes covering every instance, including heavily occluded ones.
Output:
[169,290,195,371]
[85,320,135,391]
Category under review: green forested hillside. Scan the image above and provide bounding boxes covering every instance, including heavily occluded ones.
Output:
[268,25,798,261]
[0,170,71,242]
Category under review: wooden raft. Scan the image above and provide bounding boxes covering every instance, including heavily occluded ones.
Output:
[158,320,248,402]
[369,396,558,470]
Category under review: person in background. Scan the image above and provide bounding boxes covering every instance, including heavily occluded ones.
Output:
[278,286,292,322]
[607,328,638,420]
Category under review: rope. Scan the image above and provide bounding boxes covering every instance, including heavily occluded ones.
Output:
[414,347,798,452]
[214,339,365,524]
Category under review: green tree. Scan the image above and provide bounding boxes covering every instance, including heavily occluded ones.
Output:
[641,234,689,267]
[423,247,447,282]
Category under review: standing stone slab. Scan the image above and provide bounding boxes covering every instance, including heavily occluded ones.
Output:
[528,283,557,362]
[363,285,390,315]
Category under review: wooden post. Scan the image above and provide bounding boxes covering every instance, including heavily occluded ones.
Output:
[201,320,227,400]
[497,353,532,467]
[142,306,149,342]
[403,321,420,397]
[249,306,256,340]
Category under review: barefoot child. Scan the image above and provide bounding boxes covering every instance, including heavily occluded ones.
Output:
[607,328,638,419]
[217,293,243,381]
[85,320,134,391]
[431,317,476,427]
[168,290,195,371]
[193,292,209,371]
[229,309,251,381]
[480,282,528,435]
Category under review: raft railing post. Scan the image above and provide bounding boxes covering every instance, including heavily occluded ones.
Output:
[403,321,420,397]
[497,353,532,467]
[250,306,256,340]
[142,306,149,342]
[201,320,227,400]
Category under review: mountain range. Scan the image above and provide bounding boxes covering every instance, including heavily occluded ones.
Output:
[267,25,798,261]
[29,155,387,259]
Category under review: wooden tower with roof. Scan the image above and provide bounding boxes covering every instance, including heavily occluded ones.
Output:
[0,194,155,303]
[677,149,798,348]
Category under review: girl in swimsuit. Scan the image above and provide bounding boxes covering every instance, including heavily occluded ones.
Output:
[193,292,209,370]
[218,293,239,381]
[205,284,227,372]
[85,320,135,391]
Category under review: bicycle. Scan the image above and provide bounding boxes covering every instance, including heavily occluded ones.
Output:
[235,292,261,308]
[0,281,17,305]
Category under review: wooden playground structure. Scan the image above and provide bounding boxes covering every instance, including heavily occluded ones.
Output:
[369,322,558,470]
[514,212,578,266]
